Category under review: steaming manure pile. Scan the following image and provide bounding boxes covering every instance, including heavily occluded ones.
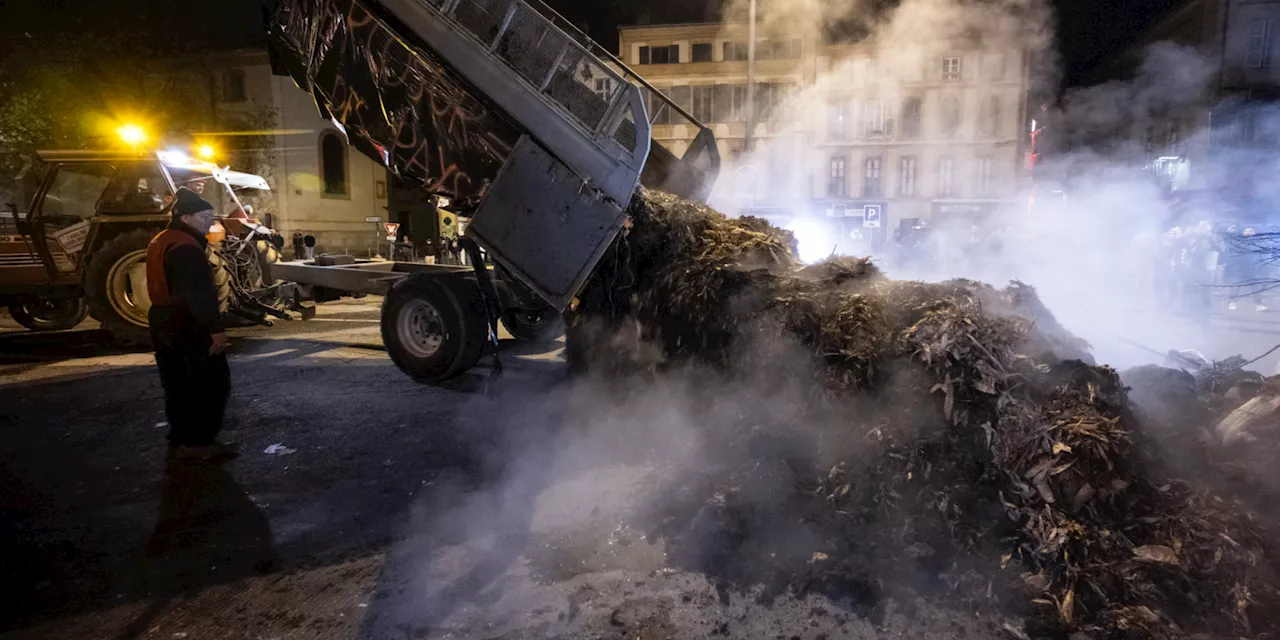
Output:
[566,188,1280,639]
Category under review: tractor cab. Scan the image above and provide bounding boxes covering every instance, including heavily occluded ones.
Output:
[1,150,274,341]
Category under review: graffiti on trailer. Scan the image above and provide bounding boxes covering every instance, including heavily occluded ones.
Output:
[269,0,521,207]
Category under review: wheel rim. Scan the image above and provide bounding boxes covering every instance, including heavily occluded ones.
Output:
[106,249,152,327]
[398,298,446,359]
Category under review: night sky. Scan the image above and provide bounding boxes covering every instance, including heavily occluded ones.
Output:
[0,0,1191,89]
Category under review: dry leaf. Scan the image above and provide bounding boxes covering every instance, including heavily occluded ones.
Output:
[1133,544,1179,565]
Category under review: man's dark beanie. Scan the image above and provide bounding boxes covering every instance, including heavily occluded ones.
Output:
[171,186,214,218]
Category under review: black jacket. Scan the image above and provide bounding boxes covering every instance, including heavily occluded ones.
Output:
[149,220,223,345]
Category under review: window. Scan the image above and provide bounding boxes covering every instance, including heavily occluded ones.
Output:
[976,157,993,196]
[938,156,955,197]
[639,44,680,64]
[755,82,787,123]
[1248,19,1276,69]
[942,56,962,81]
[757,39,802,60]
[670,85,692,117]
[899,156,917,197]
[647,86,672,125]
[691,43,714,62]
[941,96,961,137]
[724,41,749,61]
[863,156,883,197]
[901,97,922,139]
[828,156,847,197]
[864,99,886,136]
[729,84,748,121]
[40,163,114,222]
[320,131,349,197]
[979,95,1001,136]
[693,85,715,123]
[221,68,246,102]
[983,53,1005,80]
[828,98,852,141]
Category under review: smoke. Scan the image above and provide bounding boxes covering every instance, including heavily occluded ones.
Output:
[702,0,1280,372]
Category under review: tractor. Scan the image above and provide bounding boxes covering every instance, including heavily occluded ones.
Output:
[1,150,291,344]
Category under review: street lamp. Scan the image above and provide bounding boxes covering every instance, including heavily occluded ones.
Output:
[116,123,147,148]
[745,0,757,153]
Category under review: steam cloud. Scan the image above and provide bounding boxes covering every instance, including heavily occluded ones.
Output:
[706,0,1279,371]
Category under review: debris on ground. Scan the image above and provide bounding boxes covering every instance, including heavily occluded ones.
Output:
[263,443,297,456]
[567,188,1280,639]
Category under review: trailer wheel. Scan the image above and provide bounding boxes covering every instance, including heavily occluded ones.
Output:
[381,274,487,383]
[501,307,564,345]
[8,298,88,332]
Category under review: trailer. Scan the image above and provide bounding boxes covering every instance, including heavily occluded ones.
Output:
[265,0,720,382]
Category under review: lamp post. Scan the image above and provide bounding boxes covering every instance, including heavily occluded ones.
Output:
[744,0,757,153]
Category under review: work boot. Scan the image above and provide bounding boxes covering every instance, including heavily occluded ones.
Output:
[168,441,239,461]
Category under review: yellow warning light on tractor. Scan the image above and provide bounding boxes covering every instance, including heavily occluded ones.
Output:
[116,123,147,147]
[196,143,217,160]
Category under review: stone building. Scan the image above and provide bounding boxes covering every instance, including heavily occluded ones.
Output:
[617,22,1035,251]
[162,49,392,255]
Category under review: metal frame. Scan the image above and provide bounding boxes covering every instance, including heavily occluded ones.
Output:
[375,0,668,206]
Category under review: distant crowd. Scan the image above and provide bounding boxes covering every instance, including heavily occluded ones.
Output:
[1154,222,1274,322]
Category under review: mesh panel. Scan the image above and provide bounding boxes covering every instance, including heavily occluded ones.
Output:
[544,51,615,131]
[612,106,638,152]
[495,4,565,85]
[452,0,514,45]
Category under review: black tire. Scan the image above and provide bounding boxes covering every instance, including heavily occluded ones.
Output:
[501,307,565,344]
[85,230,155,346]
[380,274,488,383]
[7,298,88,331]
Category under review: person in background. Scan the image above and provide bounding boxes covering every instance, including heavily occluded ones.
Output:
[145,187,236,460]
[303,234,316,259]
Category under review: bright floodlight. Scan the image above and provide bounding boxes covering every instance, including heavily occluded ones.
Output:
[158,149,189,165]
[116,124,146,147]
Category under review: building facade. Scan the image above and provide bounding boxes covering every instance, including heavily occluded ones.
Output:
[162,49,392,256]
[1080,0,1280,201]
[618,22,1033,252]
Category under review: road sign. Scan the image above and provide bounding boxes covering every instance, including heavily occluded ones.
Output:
[862,204,882,228]
[365,216,382,223]
[384,222,400,240]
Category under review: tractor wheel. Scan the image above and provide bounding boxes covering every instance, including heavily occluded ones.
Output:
[380,274,488,384]
[85,230,155,346]
[255,239,280,285]
[208,245,233,314]
[501,307,564,344]
[8,298,88,332]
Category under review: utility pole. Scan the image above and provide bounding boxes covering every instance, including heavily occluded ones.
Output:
[744,0,757,153]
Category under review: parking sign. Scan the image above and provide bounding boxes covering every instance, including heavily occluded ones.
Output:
[863,205,882,228]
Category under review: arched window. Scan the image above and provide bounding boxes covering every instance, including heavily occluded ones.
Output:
[900,97,922,139]
[320,131,348,197]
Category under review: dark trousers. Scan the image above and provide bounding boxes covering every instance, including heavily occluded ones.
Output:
[152,335,230,447]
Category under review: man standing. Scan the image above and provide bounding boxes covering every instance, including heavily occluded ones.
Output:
[146,187,236,460]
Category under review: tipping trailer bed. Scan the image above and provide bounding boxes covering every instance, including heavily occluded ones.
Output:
[265,0,720,382]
